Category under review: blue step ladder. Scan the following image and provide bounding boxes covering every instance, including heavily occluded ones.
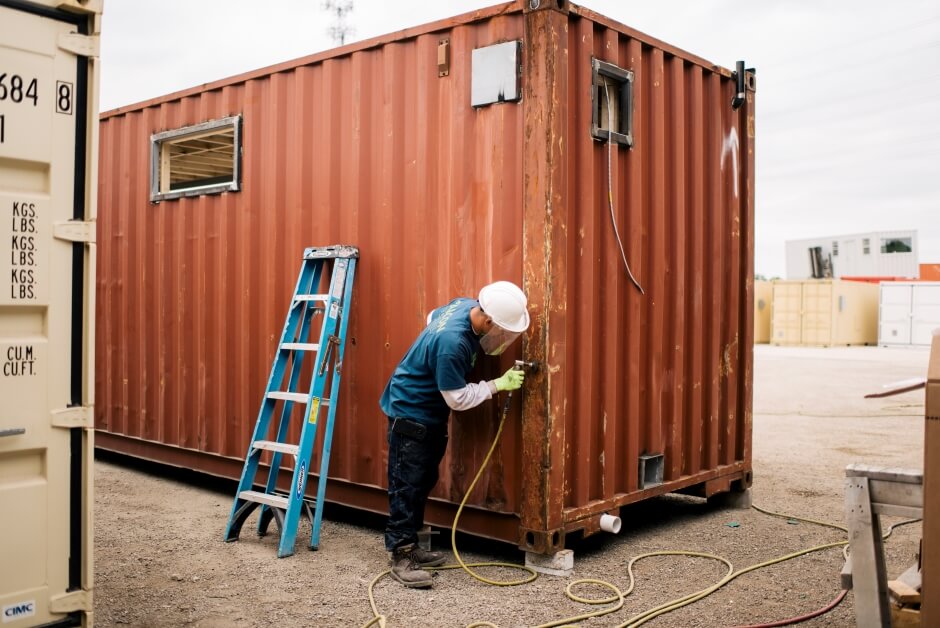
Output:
[224,245,358,557]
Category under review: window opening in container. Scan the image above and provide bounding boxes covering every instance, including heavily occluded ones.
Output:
[862,238,870,255]
[881,237,912,254]
[832,241,839,256]
[591,58,634,147]
[151,115,241,202]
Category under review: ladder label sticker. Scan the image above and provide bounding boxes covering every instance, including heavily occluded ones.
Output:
[329,303,339,320]
[296,461,306,499]
[331,261,347,299]
[308,396,320,424]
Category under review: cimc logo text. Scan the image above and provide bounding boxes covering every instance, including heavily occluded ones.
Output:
[2,601,36,623]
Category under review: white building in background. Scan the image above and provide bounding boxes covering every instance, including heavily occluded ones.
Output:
[785,230,919,280]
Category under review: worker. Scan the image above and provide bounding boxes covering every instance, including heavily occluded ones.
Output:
[379,281,531,588]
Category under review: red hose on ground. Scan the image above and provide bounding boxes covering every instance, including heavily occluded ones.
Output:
[729,589,848,628]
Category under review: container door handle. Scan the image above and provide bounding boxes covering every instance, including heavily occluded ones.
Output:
[0,428,26,438]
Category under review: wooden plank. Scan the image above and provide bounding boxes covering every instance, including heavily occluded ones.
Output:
[897,562,922,590]
[845,464,924,484]
[845,475,892,628]
[888,579,921,604]
[890,606,921,628]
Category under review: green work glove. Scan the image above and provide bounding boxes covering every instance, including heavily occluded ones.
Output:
[494,367,525,392]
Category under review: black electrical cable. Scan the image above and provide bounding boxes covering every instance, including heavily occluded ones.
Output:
[603,80,644,295]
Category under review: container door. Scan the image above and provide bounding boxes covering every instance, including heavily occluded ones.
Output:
[880,284,913,346]
[1,3,96,626]
[801,282,832,346]
[772,283,802,345]
[912,285,940,346]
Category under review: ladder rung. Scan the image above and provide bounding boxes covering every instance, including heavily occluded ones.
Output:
[294,294,330,302]
[267,392,310,403]
[238,490,289,510]
[266,392,331,406]
[252,440,300,456]
[281,343,320,352]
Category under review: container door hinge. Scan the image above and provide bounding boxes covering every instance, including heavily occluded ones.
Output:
[54,220,96,244]
[58,32,100,58]
[52,406,93,429]
[49,589,92,613]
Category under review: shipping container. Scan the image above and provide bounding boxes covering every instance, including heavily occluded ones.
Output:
[922,264,940,281]
[785,230,919,280]
[879,282,940,347]
[0,1,100,626]
[771,280,878,347]
[94,0,755,553]
[754,280,772,344]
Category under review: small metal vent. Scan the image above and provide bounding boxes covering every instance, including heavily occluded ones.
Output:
[638,453,664,489]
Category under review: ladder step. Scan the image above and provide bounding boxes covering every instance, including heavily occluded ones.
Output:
[252,440,300,456]
[267,392,310,403]
[281,342,320,352]
[266,391,331,406]
[238,490,289,510]
[294,294,330,302]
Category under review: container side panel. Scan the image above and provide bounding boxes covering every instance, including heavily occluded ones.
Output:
[561,14,752,509]
[665,54,687,481]
[623,36,645,494]
[719,68,742,468]
[708,71,729,473]
[96,14,528,515]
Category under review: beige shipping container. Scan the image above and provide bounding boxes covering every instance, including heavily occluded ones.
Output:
[754,280,772,343]
[771,280,878,347]
[0,1,100,627]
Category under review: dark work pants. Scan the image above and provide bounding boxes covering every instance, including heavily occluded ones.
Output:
[384,416,448,552]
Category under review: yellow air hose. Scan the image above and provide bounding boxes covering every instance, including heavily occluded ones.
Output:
[363,390,922,628]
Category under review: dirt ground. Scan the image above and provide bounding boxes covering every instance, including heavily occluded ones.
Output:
[93,345,930,627]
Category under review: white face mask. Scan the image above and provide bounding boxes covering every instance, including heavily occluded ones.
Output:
[479,324,521,356]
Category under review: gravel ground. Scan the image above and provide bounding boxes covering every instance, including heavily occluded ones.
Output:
[94,345,929,627]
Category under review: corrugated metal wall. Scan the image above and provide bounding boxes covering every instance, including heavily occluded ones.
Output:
[556,6,752,517]
[96,7,529,512]
[95,1,754,547]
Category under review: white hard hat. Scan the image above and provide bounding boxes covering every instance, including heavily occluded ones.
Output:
[478,281,530,333]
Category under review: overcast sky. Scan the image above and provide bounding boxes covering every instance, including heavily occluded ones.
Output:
[99,1,940,278]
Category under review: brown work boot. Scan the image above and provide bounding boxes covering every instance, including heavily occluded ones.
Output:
[412,546,447,568]
[414,529,447,567]
[389,544,433,588]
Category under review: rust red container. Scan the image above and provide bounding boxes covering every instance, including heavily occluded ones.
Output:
[95,0,755,553]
